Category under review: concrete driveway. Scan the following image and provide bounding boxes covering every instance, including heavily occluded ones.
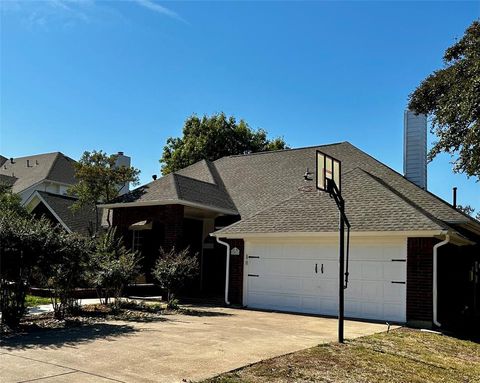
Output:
[1,306,389,383]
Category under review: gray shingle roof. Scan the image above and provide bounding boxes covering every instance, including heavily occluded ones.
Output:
[0,152,76,193]
[109,141,479,235]
[35,191,97,237]
[114,168,237,214]
[215,167,447,235]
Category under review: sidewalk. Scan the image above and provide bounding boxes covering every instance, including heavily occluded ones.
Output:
[28,298,104,315]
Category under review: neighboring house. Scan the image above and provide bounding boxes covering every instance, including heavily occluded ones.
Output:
[0,151,131,236]
[102,116,480,330]
[0,152,76,204]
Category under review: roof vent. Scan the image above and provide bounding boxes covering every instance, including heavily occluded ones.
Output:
[403,110,427,190]
[10,158,14,164]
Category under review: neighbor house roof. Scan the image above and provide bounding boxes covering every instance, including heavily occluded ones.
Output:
[27,191,98,237]
[0,152,77,194]
[106,142,480,237]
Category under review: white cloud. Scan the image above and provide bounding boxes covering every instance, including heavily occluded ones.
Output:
[134,0,188,24]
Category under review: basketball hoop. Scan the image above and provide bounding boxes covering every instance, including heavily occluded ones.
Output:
[315,150,351,344]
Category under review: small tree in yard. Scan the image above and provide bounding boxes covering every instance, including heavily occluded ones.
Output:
[152,247,199,308]
[36,233,92,319]
[68,150,140,232]
[89,228,141,307]
[0,203,59,327]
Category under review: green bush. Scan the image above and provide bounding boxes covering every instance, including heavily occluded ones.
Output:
[0,206,59,327]
[36,232,92,319]
[89,228,141,307]
[152,247,199,305]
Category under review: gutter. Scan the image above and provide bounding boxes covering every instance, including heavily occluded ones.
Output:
[433,234,450,328]
[214,237,231,305]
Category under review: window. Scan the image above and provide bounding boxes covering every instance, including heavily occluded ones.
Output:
[132,230,144,253]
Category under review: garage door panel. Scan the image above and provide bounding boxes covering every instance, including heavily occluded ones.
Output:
[384,262,406,280]
[362,281,384,301]
[383,282,406,304]
[246,241,406,323]
[318,278,337,297]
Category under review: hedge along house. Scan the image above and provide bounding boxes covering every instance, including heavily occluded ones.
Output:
[102,131,479,330]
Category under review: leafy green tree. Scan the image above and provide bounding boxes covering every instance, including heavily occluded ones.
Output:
[0,208,58,327]
[89,228,141,307]
[36,232,92,319]
[160,113,288,175]
[408,21,480,180]
[68,151,140,232]
[456,204,475,217]
[152,247,199,307]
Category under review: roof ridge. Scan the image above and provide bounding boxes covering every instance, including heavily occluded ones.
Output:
[358,169,449,231]
[7,151,62,160]
[346,143,473,224]
[45,152,62,181]
[216,141,347,161]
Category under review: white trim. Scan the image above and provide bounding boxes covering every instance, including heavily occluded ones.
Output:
[99,199,237,215]
[213,230,446,239]
[215,237,231,305]
[24,191,72,233]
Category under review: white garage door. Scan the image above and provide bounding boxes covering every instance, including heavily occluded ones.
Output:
[245,240,406,322]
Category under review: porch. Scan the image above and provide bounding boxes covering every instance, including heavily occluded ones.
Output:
[111,203,242,301]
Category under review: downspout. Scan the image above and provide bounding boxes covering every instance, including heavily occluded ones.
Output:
[215,237,231,305]
[433,234,450,328]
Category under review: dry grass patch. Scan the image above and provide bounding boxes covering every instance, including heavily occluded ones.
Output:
[204,328,480,383]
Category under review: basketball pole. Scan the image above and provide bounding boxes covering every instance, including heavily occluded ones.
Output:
[339,200,345,344]
[326,178,349,344]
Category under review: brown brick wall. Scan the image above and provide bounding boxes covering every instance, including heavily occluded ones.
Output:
[407,237,439,323]
[225,239,244,305]
[112,204,184,250]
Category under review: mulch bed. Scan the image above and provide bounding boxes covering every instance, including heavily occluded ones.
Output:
[1,301,172,338]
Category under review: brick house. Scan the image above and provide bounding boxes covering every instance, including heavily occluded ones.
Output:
[102,140,479,330]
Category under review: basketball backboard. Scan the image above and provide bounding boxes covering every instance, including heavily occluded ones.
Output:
[316,150,341,193]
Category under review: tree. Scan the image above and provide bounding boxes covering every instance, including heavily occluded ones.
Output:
[160,113,288,175]
[68,151,140,232]
[0,206,58,327]
[152,247,199,307]
[89,228,141,307]
[456,204,475,217]
[408,21,480,181]
[36,232,92,319]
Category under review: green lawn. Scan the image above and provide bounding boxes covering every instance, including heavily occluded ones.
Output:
[203,328,480,383]
[25,295,51,307]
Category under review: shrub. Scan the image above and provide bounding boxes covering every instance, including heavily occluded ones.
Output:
[89,228,141,307]
[152,247,199,305]
[36,232,92,319]
[0,207,59,328]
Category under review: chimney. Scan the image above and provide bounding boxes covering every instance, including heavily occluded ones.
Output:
[114,151,131,195]
[404,110,427,190]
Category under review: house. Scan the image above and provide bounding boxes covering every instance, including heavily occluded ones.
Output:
[0,152,76,204]
[0,151,131,236]
[102,115,480,329]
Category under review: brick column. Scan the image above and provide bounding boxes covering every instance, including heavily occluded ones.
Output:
[225,239,244,305]
[407,237,438,326]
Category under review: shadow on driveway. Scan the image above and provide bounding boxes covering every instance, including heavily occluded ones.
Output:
[1,323,137,351]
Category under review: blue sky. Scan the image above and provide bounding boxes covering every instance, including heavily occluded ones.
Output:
[1,1,479,212]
